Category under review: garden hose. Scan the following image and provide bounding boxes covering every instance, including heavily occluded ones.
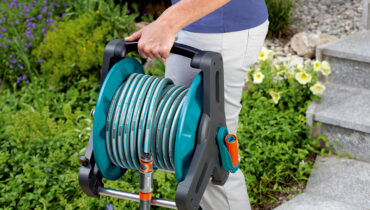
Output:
[105,73,188,172]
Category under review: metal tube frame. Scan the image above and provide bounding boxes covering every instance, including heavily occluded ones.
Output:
[99,188,177,209]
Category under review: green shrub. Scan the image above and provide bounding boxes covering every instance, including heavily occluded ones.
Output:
[33,2,138,88]
[33,12,110,87]
[265,0,293,38]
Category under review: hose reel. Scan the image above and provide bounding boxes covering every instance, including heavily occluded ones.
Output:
[79,40,240,210]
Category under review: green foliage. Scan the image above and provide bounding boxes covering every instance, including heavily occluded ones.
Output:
[64,0,139,41]
[33,12,109,87]
[265,0,293,38]
[0,77,177,209]
[33,2,138,88]
[238,93,314,206]
[145,58,166,77]
[238,49,328,206]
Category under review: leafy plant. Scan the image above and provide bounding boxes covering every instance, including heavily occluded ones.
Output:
[33,1,138,89]
[265,0,293,38]
[33,12,110,87]
[63,0,139,41]
[239,48,331,207]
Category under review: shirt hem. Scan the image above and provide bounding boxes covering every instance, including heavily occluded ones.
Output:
[183,17,268,34]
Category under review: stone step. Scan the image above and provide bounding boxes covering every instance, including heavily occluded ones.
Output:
[316,31,370,90]
[306,83,370,161]
[275,156,370,210]
[274,193,366,210]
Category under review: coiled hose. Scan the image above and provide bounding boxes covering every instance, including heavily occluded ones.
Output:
[105,73,189,171]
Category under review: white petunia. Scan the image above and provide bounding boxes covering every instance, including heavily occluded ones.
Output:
[310,83,326,95]
[253,71,265,84]
[269,91,281,104]
[295,72,312,85]
[321,61,331,76]
[313,60,321,72]
[258,47,268,61]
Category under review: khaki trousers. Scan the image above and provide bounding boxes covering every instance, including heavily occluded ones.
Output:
[165,20,269,210]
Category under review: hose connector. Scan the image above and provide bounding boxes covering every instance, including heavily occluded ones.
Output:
[139,153,153,210]
[224,134,239,167]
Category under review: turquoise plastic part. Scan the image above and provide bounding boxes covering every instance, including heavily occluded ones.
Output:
[174,73,203,182]
[94,57,204,182]
[93,58,144,181]
[216,127,240,173]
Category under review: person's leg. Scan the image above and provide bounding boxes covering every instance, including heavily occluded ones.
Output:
[201,20,269,210]
[165,20,268,210]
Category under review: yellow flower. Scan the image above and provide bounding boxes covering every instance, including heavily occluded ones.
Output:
[258,47,268,61]
[310,83,326,95]
[269,91,281,104]
[83,47,87,51]
[253,71,265,84]
[295,72,312,85]
[96,10,100,14]
[313,60,321,72]
[321,61,331,76]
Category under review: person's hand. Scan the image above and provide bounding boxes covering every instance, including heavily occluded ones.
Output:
[125,20,178,63]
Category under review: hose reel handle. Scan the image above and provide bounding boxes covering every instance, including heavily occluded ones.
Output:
[101,40,202,85]
[124,41,202,60]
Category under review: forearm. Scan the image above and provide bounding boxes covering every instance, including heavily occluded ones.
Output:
[157,0,231,33]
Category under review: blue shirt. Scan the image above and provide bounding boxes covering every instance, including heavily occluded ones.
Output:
[171,0,268,33]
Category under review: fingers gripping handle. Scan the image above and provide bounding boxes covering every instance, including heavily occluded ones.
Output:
[124,41,202,59]
[101,39,202,85]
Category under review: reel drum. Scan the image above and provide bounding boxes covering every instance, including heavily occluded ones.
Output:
[93,57,203,182]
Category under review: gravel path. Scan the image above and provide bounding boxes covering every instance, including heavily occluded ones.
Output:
[291,0,364,37]
[265,0,364,55]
